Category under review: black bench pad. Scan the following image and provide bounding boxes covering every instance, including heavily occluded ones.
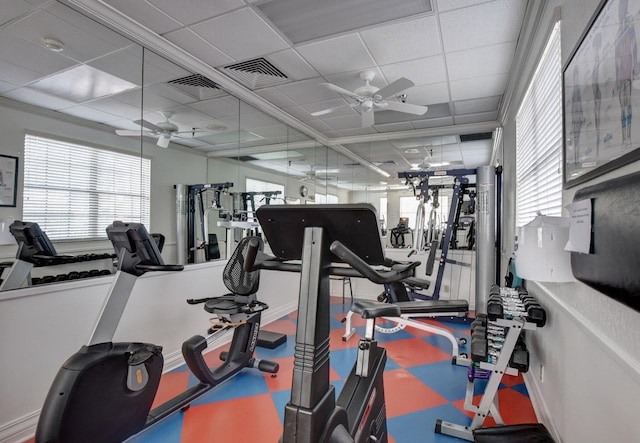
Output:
[395,299,468,315]
[403,276,430,290]
[351,299,401,319]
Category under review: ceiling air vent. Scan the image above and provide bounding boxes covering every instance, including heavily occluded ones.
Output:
[222,58,289,90]
[167,74,226,100]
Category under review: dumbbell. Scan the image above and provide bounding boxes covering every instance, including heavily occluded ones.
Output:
[471,336,488,362]
[509,342,530,372]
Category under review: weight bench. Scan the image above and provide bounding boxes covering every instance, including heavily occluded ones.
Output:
[472,423,555,442]
[343,298,470,364]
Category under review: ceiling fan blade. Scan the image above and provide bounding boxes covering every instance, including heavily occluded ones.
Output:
[156,133,171,148]
[133,119,163,133]
[376,77,415,99]
[361,108,375,127]
[382,101,429,116]
[319,83,361,101]
[310,104,349,117]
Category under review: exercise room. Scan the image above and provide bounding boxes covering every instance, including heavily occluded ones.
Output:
[0,1,639,442]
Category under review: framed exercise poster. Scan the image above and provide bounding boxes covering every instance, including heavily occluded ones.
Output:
[563,0,640,188]
[0,154,18,207]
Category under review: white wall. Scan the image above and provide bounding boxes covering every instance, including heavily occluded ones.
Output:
[501,1,640,441]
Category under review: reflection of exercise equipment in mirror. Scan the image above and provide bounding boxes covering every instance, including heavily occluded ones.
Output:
[36,222,279,443]
[0,221,115,291]
[255,203,419,443]
[389,216,413,248]
[217,190,283,259]
[175,182,233,264]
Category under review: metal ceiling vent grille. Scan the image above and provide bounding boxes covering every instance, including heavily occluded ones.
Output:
[167,74,226,100]
[222,58,289,90]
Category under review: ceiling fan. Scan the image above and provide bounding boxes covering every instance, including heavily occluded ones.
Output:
[311,71,428,127]
[115,111,210,148]
[301,165,338,182]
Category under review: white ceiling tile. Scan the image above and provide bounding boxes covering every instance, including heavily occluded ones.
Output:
[373,121,414,132]
[163,28,235,67]
[266,49,318,81]
[249,124,290,139]
[296,34,377,76]
[62,104,119,123]
[191,8,289,62]
[255,87,298,108]
[454,96,501,115]
[45,2,134,49]
[277,78,336,105]
[301,118,334,133]
[114,88,180,114]
[148,0,245,26]
[446,42,516,81]
[145,83,199,105]
[281,105,311,121]
[322,113,363,131]
[140,50,192,84]
[360,15,441,65]
[402,82,450,105]
[0,79,17,93]
[0,0,34,26]
[380,55,447,87]
[189,96,241,118]
[102,0,183,34]
[0,32,76,80]
[87,47,144,86]
[439,0,527,52]
[7,9,125,63]
[436,0,495,12]
[3,87,77,110]
[450,73,508,101]
[0,59,48,86]
[337,127,377,137]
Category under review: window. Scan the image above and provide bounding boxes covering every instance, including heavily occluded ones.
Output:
[245,178,284,216]
[23,134,150,240]
[516,21,563,227]
[315,193,338,204]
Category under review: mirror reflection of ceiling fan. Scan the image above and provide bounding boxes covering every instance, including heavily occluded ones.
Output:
[301,165,339,182]
[311,71,428,127]
[411,148,463,171]
[115,111,213,148]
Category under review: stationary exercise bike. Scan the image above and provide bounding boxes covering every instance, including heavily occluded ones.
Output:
[36,221,278,443]
[255,204,419,443]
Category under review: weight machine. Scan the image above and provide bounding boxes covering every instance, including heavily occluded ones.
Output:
[398,166,501,312]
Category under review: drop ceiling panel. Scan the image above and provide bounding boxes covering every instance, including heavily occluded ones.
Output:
[265,49,318,81]
[62,104,120,123]
[148,0,245,26]
[0,1,33,27]
[255,87,298,108]
[454,96,501,115]
[322,114,364,131]
[337,126,377,137]
[0,32,76,81]
[360,15,441,65]
[453,110,498,125]
[87,48,144,86]
[82,95,144,119]
[191,8,289,62]
[163,28,235,67]
[115,88,180,114]
[380,55,447,87]
[439,0,526,52]
[410,116,454,129]
[404,82,450,105]
[0,58,48,86]
[3,87,77,110]
[296,34,377,76]
[303,99,357,118]
[450,73,508,101]
[102,0,182,34]
[189,96,241,118]
[0,79,16,93]
[373,121,414,132]
[446,42,516,82]
[141,50,192,84]
[276,78,336,105]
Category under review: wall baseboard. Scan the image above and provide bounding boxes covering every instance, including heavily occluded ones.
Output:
[523,371,563,443]
[0,411,38,443]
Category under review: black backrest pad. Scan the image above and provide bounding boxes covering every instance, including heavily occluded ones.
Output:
[256,203,386,265]
[10,221,57,256]
[106,221,165,266]
[223,236,263,295]
[571,171,640,311]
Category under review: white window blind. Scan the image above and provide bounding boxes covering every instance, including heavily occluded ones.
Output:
[23,134,150,240]
[516,21,563,227]
[315,193,338,204]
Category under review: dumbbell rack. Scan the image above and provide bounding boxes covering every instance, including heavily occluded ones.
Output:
[435,286,546,441]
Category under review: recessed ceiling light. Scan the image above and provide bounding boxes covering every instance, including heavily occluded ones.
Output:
[42,38,64,52]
